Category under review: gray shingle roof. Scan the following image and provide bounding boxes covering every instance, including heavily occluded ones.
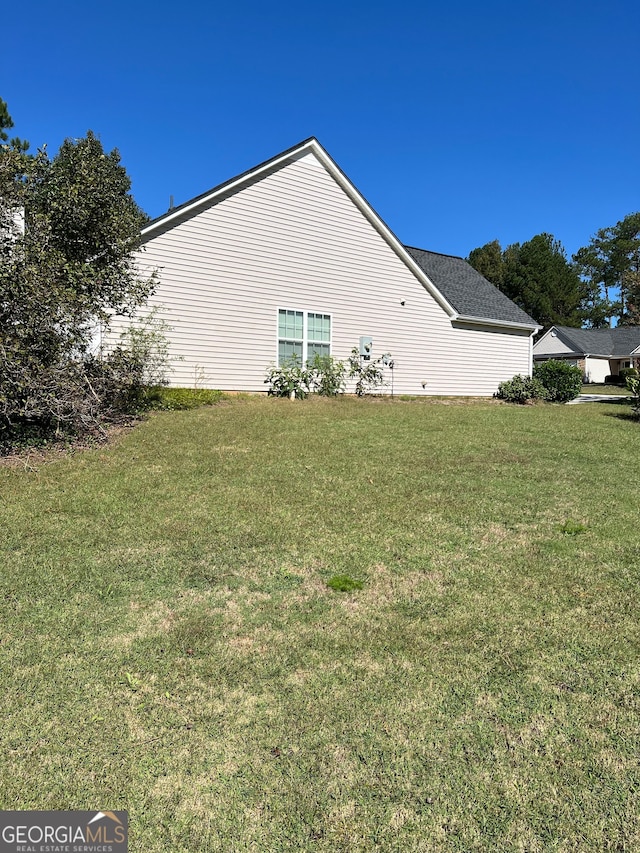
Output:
[610,327,640,356]
[550,326,640,357]
[405,246,538,327]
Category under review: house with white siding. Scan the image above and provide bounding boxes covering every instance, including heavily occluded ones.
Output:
[108,138,539,396]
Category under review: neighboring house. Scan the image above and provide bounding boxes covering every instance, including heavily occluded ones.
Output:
[534,325,640,383]
[108,138,539,396]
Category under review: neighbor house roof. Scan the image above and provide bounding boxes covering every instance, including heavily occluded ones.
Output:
[405,247,538,327]
[142,137,539,332]
[537,325,640,357]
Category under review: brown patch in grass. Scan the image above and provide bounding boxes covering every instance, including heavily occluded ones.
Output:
[110,600,175,649]
[225,634,270,656]
[479,521,543,552]
[227,636,255,651]
[388,807,417,830]
[288,573,333,605]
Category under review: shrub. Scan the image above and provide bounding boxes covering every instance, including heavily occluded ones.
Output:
[626,374,640,419]
[265,354,348,398]
[604,374,622,385]
[533,359,582,403]
[495,375,545,404]
[308,354,346,396]
[347,348,389,396]
[264,356,312,399]
[266,350,391,399]
[619,367,638,383]
[86,346,148,415]
[0,126,155,450]
[86,310,174,418]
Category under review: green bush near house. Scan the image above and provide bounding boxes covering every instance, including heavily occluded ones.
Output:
[265,354,347,398]
[619,367,639,384]
[265,355,313,398]
[533,359,582,403]
[347,347,388,396]
[497,360,582,404]
[308,354,347,397]
[495,374,545,404]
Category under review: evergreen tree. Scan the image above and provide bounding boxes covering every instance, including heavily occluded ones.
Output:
[573,213,640,326]
[469,234,585,331]
[0,97,28,151]
[468,240,504,287]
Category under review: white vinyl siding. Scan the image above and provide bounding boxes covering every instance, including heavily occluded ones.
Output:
[109,150,534,395]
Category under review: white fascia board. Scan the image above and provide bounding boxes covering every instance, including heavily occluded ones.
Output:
[138,138,537,330]
[140,141,321,238]
[141,138,460,318]
[454,314,541,333]
[308,143,459,318]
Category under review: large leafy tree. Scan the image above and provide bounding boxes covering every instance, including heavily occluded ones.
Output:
[0,101,155,444]
[573,213,640,326]
[468,234,586,331]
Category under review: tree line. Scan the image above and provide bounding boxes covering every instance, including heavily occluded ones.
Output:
[467,216,640,332]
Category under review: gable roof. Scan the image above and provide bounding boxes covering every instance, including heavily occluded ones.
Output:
[142,138,539,332]
[537,325,640,357]
[405,247,538,327]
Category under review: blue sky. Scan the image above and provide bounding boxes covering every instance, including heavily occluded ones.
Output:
[3,0,639,259]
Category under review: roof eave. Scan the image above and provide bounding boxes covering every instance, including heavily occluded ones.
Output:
[535,350,582,358]
[308,145,459,318]
[454,313,541,332]
[140,137,320,239]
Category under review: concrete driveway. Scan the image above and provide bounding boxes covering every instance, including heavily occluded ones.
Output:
[567,394,630,405]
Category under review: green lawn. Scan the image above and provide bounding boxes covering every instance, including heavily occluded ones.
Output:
[581,383,631,395]
[1,395,639,852]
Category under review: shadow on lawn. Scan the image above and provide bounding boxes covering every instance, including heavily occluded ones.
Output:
[600,398,639,421]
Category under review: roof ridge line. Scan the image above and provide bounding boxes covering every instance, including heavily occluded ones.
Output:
[142,136,321,231]
[405,245,465,261]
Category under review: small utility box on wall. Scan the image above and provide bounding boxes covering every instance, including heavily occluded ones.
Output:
[359,336,373,361]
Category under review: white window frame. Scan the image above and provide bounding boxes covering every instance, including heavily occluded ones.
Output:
[277,308,332,366]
